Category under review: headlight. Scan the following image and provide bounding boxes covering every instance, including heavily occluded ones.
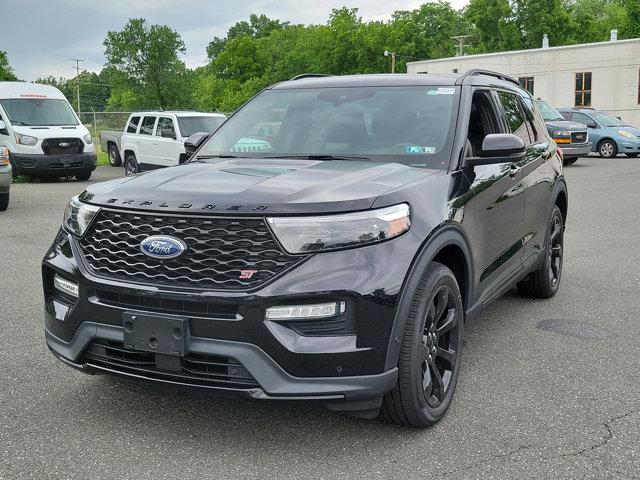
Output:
[552,131,571,138]
[15,132,38,146]
[83,133,93,144]
[267,203,411,254]
[63,196,100,237]
[617,130,635,138]
[0,146,9,166]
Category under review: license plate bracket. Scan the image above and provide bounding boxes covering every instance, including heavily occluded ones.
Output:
[122,311,187,356]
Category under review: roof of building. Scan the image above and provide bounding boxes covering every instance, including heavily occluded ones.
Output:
[407,37,640,66]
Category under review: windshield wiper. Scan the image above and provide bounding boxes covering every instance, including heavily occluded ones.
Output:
[10,120,30,126]
[264,154,371,160]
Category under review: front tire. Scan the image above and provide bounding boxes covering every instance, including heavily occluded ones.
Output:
[124,155,140,176]
[0,192,8,211]
[380,262,464,427]
[598,140,618,158]
[517,205,564,298]
[75,172,92,181]
[108,144,122,167]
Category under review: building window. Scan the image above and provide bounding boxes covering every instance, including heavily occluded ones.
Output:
[575,72,592,106]
[519,77,534,95]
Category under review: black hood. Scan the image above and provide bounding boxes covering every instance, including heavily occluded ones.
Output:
[80,159,440,215]
[544,120,587,132]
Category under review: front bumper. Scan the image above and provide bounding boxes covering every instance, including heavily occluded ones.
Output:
[43,228,421,403]
[10,152,96,176]
[559,142,592,158]
[619,140,640,153]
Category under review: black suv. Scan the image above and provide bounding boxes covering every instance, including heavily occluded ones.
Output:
[43,70,567,427]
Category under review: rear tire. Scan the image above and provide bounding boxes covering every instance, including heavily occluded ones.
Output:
[75,172,92,181]
[0,192,8,211]
[598,140,618,158]
[108,144,122,167]
[517,205,564,298]
[380,262,464,427]
[563,157,578,166]
[124,155,139,176]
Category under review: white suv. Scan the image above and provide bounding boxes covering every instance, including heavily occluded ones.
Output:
[120,111,226,175]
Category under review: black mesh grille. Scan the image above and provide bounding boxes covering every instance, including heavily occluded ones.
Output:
[79,209,304,290]
[82,340,259,389]
[41,138,84,155]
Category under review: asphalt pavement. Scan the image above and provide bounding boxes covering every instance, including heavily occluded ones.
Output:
[1,158,639,479]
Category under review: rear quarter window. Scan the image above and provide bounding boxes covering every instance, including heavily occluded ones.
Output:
[126,116,141,133]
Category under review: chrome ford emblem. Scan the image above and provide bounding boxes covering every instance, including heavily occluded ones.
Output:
[140,235,186,259]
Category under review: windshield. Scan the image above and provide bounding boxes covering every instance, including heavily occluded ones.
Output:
[0,98,78,126]
[592,112,625,127]
[536,100,564,121]
[196,86,459,169]
[177,116,225,138]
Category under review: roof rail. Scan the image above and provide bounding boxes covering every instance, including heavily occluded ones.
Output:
[455,69,521,87]
[290,73,331,81]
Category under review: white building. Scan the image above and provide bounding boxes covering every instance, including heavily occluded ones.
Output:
[407,31,640,126]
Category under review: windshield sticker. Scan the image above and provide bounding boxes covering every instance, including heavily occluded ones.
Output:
[436,88,456,95]
[405,145,436,154]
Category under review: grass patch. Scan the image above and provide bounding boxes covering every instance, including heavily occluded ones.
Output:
[11,175,29,184]
[96,145,110,166]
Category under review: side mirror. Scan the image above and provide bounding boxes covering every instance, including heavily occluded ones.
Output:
[161,128,176,139]
[585,121,597,129]
[465,134,526,167]
[184,132,210,158]
[0,120,7,134]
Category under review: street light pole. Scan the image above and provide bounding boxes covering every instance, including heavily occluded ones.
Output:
[71,58,84,114]
[384,50,397,74]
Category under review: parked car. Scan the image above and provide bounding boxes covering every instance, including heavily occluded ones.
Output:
[0,82,96,181]
[536,99,591,165]
[99,128,125,167]
[100,111,226,175]
[558,107,640,158]
[0,145,10,211]
[43,70,567,427]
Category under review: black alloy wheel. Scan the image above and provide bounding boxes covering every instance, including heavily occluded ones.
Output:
[517,205,564,298]
[421,284,460,409]
[380,262,464,427]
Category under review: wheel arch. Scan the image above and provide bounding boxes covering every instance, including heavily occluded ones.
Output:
[383,225,474,371]
[596,137,617,151]
[552,178,568,224]
[123,149,136,161]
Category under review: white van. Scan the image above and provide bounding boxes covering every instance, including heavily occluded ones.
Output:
[0,82,96,181]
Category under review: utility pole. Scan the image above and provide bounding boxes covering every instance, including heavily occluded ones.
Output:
[71,58,84,113]
[384,50,397,74]
[451,36,472,56]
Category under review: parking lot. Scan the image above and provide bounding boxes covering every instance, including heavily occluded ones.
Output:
[1,158,639,479]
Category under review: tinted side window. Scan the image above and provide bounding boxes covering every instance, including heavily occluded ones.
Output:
[497,91,532,144]
[571,113,593,127]
[126,116,140,133]
[139,116,156,135]
[156,117,175,136]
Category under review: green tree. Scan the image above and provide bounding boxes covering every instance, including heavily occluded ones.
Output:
[620,0,640,38]
[513,0,571,49]
[464,0,519,52]
[104,18,189,109]
[0,51,17,81]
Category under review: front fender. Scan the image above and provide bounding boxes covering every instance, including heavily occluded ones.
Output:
[383,225,474,371]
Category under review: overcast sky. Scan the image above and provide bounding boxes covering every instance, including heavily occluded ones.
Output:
[5,0,469,81]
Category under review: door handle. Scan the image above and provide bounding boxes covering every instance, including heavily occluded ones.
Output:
[509,164,521,177]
